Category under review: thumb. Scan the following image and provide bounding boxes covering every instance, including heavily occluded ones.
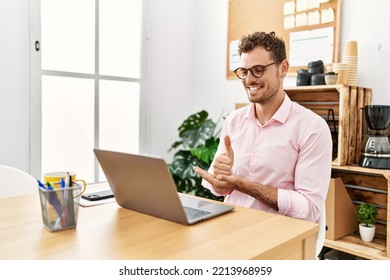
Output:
[224,135,234,163]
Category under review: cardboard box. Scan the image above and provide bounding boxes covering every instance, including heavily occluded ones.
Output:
[325,178,358,240]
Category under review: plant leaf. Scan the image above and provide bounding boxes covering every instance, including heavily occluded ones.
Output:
[180,119,216,149]
[356,203,378,225]
[169,150,202,180]
[178,110,208,135]
[190,137,219,165]
[174,111,216,150]
[167,110,224,201]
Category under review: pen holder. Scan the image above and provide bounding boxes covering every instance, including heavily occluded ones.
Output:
[38,184,82,232]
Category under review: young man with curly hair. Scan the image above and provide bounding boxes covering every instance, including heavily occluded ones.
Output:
[194,31,332,256]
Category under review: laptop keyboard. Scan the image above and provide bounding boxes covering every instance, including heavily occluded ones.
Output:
[183,206,211,220]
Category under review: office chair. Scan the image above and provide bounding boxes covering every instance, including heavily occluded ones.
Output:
[315,204,326,258]
[0,165,37,198]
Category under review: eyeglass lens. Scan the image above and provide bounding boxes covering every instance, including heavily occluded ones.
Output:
[234,62,278,79]
[237,65,265,79]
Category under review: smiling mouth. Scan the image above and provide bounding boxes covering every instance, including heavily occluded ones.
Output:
[247,85,262,92]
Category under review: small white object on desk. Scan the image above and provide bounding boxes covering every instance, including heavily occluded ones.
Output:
[78,182,116,207]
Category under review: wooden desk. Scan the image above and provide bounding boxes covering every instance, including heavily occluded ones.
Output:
[0,186,318,260]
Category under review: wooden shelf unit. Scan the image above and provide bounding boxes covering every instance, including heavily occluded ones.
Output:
[325,164,390,259]
[283,85,372,166]
[236,85,372,166]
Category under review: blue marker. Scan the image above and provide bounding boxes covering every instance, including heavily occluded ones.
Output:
[38,179,63,219]
[37,179,46,189]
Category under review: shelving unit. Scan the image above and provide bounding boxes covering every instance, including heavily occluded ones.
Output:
[236,85,372,165]
[283,85,372,166]
[325,164,390,260]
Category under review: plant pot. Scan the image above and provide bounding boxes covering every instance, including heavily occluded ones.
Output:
[325,74,338,85]
[359,223,375,242]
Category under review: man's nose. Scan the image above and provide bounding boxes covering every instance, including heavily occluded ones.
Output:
[245,71,258,82]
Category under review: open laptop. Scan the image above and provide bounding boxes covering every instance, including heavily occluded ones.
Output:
[93,149,234,225]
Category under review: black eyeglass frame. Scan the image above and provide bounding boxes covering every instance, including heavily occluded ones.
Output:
[233,61,279,79]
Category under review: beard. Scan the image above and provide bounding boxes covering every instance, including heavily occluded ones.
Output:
[246,72,281,105]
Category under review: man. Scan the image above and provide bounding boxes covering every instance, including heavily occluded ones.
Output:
[194,31,332,225]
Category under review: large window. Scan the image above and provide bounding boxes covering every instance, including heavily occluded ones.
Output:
[40,0,143,182]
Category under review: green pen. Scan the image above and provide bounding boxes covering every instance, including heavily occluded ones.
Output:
[46,181,53,190]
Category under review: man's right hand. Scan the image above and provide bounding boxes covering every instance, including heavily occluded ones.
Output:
[193,135,236,195]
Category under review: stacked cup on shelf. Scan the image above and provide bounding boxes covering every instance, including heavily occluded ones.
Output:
[332,63,348,84]
[342,40,358,85]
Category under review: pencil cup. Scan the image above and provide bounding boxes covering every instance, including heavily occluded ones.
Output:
[38,184,82,232]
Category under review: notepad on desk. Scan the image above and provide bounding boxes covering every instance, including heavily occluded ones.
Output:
[79,196,116,207]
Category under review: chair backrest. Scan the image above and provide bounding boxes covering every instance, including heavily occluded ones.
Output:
[0,165,37,198]
[315,204,326,257]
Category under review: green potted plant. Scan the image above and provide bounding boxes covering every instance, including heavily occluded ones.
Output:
[356,203,378,242]
[324,71,338,85]
[168,110,223,201]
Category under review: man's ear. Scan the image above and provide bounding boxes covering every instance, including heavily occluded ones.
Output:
[280,59,289,77]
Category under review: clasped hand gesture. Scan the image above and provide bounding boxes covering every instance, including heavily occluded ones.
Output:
[193,135,238,195]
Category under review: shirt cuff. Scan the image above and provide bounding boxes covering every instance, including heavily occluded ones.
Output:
[277,188,290,215]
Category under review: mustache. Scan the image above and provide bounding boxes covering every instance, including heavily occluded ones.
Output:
[245,83,264,86]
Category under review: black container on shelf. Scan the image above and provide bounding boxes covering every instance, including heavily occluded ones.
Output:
[308,60,324,74]
[310,73,325,85]
[296,69,311,86]
[323,249,361,260]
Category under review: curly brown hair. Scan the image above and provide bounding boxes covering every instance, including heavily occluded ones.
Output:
[238,31,286,63]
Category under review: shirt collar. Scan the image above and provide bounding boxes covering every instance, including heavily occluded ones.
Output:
[272,93,292,124]
[245,93,292,125]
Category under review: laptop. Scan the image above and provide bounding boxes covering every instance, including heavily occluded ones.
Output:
[93,149,234,225]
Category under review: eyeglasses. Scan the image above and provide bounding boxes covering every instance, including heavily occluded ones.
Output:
[233,62,279,79]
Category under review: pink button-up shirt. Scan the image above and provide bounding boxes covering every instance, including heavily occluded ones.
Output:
[203,94,332,223]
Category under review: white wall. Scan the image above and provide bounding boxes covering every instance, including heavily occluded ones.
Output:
[144,0,195,160]
[192,0,244,121]
[340,0,390,105]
